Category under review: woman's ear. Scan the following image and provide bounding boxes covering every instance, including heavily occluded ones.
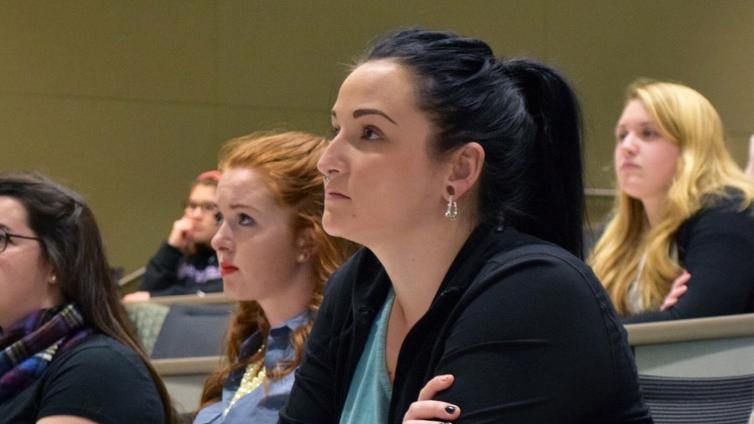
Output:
[295,227,317,263]
[445,142,485,200]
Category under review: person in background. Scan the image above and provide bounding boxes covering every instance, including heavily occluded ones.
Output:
[0,172,173,423]
[590,79,754,323]
[124,170,222,301]
[193,132,355,423]
[280,28,650,423]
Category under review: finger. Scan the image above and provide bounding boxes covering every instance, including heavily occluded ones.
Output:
[403,400,460,422]
[418,375,454,401]
[404,421,453,424]
[404,421,452,424]
[660,285,687,310]
[675,271,691,285]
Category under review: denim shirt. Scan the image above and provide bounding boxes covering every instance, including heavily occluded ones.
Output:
[193,311,310,424]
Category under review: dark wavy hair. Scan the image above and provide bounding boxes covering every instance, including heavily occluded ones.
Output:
[0,172,176,423]
[360,28,585,257]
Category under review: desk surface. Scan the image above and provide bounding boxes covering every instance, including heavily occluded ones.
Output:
[626,313,754,346]
[137,292,231,305]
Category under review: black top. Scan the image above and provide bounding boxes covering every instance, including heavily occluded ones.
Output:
[140,242,223,296]
[280,224,651,424]
[624,196,754,323]
[0,334,165,423]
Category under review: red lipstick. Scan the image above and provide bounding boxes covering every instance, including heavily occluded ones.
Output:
[220,261,239,276]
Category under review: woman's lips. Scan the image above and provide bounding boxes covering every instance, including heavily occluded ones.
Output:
[326,190,350,200]
[220,262,239,276]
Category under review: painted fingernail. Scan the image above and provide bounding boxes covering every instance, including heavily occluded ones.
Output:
[445,405,456,414]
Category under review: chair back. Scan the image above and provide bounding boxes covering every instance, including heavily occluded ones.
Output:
[151,303,233,359]
[639,374,754,424]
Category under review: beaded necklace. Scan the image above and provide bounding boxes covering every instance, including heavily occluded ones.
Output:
[223,346,266,416]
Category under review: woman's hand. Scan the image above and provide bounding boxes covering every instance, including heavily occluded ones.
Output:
[122,290,151,303]
[660,270,691,310]
[167,217,195,251]
[403,374,460,423]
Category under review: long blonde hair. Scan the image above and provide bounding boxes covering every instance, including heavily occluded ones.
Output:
[200,131,356,406]
[589,80,754,315]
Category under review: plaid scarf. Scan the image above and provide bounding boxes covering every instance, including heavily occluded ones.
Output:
[0,304,91,401]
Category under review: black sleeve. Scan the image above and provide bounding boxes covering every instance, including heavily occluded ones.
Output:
[38,343,165,424]
[433,257,650,423]
[278,268,346,423]
[623,206,754,323]
[140,242,183,292]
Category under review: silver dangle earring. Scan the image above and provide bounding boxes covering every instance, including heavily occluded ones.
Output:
[444,195,458,220]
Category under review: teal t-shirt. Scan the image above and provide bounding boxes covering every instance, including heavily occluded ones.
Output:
[339,290,395,424]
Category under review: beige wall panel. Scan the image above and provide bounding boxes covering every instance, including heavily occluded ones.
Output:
[409,0,548,58]
[215,0,547,111]
[0,94,220,271]
[547,0,754,190]
[213,106,330,142]
[0,1,216,102]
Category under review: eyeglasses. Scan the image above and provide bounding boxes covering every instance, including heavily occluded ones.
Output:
[0,228,41,253]
[183,201,218,213]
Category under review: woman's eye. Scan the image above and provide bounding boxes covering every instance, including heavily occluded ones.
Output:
[362,126,382,140]
[616,131,627,142]
[642,129,659,139]
[238,213,255,226]
[214,212,223,225]
[330,126,340,138]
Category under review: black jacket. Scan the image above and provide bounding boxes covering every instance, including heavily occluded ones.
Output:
[280,224,651,423]
[140,243,223,296]
[624,195,754,323]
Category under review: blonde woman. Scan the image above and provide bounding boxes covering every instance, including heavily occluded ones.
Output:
[193,132,355,423]
[590,79,754,323]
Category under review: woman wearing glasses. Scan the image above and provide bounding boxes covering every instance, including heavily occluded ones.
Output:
[124,170,223,301]
[0,172,173,423]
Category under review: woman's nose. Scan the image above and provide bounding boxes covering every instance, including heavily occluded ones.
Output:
[618,133,639,155]
[211,221,231,252]
[317,135,345,179]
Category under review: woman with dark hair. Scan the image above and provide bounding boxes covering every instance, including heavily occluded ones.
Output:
[280,29,650,423]
[0,172,173,423]
[124,170,223,301]
[193,132,355,423]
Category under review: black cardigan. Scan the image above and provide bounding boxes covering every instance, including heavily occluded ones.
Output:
[280,224,651,423]
[624,196,754,323]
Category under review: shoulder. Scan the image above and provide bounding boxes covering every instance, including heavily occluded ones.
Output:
[486,241,606,305]
[678,195,754,244]
[456,238,619,342]
[50,334,148,374]
[441,238,634,397]
[39,334,164,423]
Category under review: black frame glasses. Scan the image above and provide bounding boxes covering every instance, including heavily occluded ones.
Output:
[0,228,41,253]
[182,200,218,214]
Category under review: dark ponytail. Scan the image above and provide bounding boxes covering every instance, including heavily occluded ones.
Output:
[500,59,584,257]
[361,28,585,257]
